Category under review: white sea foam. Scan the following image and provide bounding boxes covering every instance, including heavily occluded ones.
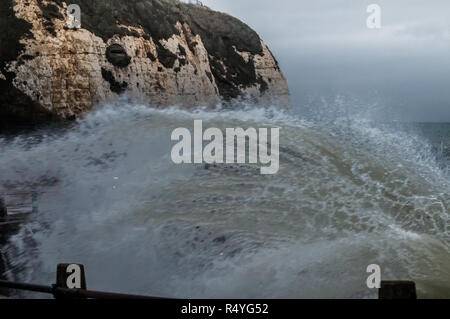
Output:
[0,101,449,298]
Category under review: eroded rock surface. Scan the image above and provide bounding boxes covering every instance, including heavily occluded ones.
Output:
[0,0,290,125]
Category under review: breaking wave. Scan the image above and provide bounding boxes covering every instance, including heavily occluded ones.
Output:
[1,100,449,298]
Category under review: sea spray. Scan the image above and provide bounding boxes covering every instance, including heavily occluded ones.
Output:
[0,102,449,298]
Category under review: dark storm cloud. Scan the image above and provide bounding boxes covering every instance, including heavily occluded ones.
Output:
[202,0,450,122]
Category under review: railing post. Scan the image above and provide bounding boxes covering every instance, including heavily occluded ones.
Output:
[54,264,87,299]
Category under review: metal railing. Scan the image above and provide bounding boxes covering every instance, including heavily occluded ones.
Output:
[0,263,169,299]
[0,280,165,299]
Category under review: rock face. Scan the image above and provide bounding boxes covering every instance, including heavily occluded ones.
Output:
[0,0,290,125]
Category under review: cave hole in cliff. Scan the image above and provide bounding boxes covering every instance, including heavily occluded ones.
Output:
[106,44,131,68]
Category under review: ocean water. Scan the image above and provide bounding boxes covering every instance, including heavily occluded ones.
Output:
[0,101,449,299]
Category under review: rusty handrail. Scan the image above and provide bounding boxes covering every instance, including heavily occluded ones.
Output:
[0,280,166,300]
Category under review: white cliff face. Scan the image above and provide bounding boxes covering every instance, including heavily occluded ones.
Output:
[4,0,290,120]
[235,42,290,107]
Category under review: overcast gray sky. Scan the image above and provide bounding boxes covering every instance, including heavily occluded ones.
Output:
[202,0,450,122]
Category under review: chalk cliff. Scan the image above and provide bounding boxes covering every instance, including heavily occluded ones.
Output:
[0,0,290,125]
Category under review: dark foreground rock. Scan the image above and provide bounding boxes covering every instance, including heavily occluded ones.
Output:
[0,197,6,217]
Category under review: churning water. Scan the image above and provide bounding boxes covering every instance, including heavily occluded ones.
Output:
[0,101,449,298]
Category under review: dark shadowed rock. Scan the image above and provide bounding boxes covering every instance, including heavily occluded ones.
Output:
[0,197,6,217]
